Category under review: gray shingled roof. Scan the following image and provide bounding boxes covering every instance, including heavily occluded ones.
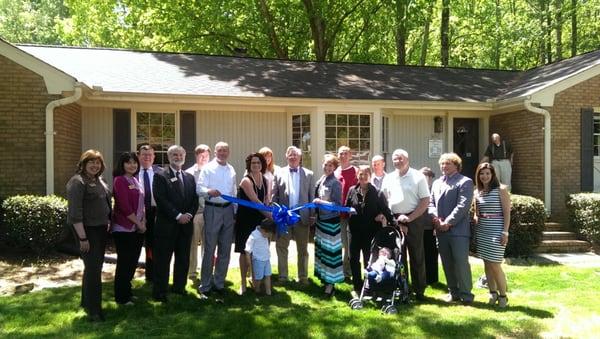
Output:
[16,44,600,103]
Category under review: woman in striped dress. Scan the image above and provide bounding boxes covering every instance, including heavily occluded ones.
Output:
[314,154,344,297]
[473,162,511,308]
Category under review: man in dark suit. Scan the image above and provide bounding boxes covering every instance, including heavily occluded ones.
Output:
[429,152,474,304]
[272,146,315,285]
[152,145,199,302]
[138,143,163,283]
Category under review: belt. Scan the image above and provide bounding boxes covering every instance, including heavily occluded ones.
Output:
[479,213,502,219]
[205,201,231,208]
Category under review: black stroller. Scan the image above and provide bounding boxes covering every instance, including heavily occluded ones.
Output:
[348,226,410,314]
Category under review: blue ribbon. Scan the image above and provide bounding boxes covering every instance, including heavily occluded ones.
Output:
[219,195,355,235]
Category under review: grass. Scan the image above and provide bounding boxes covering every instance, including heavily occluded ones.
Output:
[1,261,599,338]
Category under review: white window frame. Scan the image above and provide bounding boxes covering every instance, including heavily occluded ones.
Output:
[324,112,371,165]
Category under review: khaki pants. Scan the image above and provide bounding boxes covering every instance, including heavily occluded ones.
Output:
[276,222,310,281]
[492,159,512,191]
[188,212,204,279]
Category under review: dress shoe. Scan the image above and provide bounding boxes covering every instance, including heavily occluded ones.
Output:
[443,293,460,303]
[87,313,105,322]
[153,295,168,303]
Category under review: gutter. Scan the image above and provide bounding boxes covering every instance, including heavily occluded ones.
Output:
[524,99,551,214]
[45,83,83,195]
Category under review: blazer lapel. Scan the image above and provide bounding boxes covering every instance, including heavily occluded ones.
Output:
[168,168,184,199]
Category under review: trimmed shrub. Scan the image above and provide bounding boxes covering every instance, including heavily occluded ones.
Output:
[1,195,68,254]
[505,194,546,257]
[566,193,600,246]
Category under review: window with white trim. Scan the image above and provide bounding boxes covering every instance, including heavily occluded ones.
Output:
[292,114,311,168]
[136,112,175,165]
[325,113,371,164]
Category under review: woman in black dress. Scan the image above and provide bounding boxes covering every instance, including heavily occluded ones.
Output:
[234,152,270,294]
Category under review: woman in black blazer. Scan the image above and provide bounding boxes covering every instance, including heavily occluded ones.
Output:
[345,165,395,296]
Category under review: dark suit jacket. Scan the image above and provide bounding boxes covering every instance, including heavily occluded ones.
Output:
[153,167,199,237]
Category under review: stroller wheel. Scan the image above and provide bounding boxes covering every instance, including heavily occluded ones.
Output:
[350,300,363,310]
[348,297,360,307]
[382,305,398,315]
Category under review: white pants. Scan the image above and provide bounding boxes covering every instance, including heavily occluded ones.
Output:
[492,159,512,190]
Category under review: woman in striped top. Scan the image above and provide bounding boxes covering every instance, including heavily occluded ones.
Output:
[473,162,511,308]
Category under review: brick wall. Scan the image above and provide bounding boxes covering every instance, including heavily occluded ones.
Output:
[490,110,545,200]
[548,74,600,219]
[492,74,600,220]
[54,103,82,197]
[0,55,61,198]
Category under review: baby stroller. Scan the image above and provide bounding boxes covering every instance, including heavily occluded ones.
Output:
[348,225,410,314]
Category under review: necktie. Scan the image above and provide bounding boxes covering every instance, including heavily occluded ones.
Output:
[176,171,184,193]
[290,167,298,173]
[143,169,151,209]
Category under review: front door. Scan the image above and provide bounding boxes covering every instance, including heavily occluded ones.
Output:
[453,118,479,179]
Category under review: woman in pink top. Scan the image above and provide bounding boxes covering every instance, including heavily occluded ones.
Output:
[112,152,146,305]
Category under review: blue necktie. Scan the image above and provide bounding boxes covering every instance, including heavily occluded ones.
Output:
[143,169,151,209]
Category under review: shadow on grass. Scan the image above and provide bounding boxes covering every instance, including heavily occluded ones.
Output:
[0,277,555,338]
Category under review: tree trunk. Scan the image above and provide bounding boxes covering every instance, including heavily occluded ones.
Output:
[441,0,450,67]
[419,1,434,66]
[395,0,408,65]
[546,0,552,63]
[571,0,577,57]
[555,0,563,61]
[494,0,501,69]
[302,0,328,61]
[256,0,288,59]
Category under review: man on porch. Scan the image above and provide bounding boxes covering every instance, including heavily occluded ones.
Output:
[482,133,514,190]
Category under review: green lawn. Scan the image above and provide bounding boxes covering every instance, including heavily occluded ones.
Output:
[1,262,599,338]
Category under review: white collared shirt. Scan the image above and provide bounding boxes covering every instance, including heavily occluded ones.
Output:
[288,167,301,208]
[381,167,429,214]
[139,166,156,207]
[197,159,237,204]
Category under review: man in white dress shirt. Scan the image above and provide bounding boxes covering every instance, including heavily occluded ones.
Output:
[196,141,237,297]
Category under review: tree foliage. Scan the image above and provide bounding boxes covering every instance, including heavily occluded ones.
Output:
[2,0,600,70]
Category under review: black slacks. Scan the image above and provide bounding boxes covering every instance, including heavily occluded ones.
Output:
[144,206,157,281]
[113,231,144,303]
[80,225,108,315]
[349,232,374,293]
[153,224,192,298]
[398,214,427,295]
[423,228,439,285]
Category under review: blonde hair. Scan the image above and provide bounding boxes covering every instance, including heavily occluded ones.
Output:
[323,153,339,168]
[258,146,275,173]
[438,152,462,171]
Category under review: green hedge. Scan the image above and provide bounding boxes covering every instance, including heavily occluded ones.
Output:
[1,195,68,254]
[566,193,600,246]
[506,194,546,256]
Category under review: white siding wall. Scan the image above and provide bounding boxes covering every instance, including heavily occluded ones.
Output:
[197,110,287,177]
[82,106,114,183]
[390,114,446,173]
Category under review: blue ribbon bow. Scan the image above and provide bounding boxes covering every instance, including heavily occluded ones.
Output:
[219,195,355,235]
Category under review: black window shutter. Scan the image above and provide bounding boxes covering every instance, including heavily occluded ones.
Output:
[113,108,131,166]
[180,111,196,169]
[581,108,594,192]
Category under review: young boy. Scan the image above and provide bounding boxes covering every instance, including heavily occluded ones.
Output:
[245,218,276,295]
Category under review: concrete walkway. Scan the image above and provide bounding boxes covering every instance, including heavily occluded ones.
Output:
[106,242,600,270]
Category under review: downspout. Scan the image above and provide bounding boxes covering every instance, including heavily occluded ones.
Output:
[524,99,551,214]
[45,83,83,195]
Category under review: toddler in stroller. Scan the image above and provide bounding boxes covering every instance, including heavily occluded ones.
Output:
[366,247,396,285]
[349,226,410,314]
